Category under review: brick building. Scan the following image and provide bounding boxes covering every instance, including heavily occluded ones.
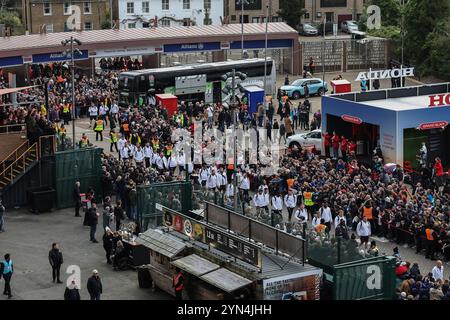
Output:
[22,0,110,34]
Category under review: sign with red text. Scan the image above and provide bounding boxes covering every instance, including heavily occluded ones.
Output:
[341,115,362,124]
[418,121,448,130]
[428,94,450,107]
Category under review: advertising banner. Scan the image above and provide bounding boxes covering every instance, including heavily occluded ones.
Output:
[263,270,322,300]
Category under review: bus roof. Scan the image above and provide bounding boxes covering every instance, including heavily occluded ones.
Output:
[120,58,272,76]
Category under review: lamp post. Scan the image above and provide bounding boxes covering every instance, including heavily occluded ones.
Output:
[400,0,405,87]
[263,5,269,95]
[62,36,82,150]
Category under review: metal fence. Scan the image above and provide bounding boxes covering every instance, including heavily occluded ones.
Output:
[302,40,343,72]
[137,181,192,231]
[54,147,103,208]
[346,39,387,71]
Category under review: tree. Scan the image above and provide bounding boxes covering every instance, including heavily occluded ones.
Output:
[418,22,450,79]
[0,10,21,29]
[370,0,401,27]
[101,11,112,29]
[278,0,305,29]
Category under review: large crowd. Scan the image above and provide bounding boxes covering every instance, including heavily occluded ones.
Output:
[1,60,449,299]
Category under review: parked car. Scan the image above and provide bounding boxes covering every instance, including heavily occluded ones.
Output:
[286,129,322,151]
[279,78,328,100]
[351,30,368,43]
[318,22,334,36]
[298,23,319,36]
[341,20,359,33]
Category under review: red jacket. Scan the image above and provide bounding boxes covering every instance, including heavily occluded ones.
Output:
[332,135,340,148]
[434,160,444,176]
[323,133,331,147]
[348,142,356,154]
[341,138,348,151]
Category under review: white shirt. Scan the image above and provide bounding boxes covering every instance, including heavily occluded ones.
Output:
[226,183,234,197]
[295,208,308,222]
[262,193,270,207]
[271,196,283,211]
[284,194,297,208]
[120,146,130,159]
[169,156,177,168]
[162,156,169,169]
[177,153,186,167]
[357,221,371,237]
[334,215,346,228]
[312,217,321,229]
[111,104,119,114]
[432,266,444,282]
[152,153,159,165]
[117,138,126,152]
[239,177,250,190]
[320,207,332,223]
[217,173,227,187]
[207,174,218,189]
[253,193,266,207]
[200,169,210,182]
[134,148,144,162]
[144,146,153,158]
[207,106,214,118]
[89,106,98,116]
[99,105,108,116]
[156,156,165,170]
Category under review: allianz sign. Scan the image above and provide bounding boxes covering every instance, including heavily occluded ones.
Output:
[355,68,415,81]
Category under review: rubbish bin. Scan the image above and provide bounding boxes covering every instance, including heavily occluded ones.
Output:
[137,266,152,288]
[27,186,56,213]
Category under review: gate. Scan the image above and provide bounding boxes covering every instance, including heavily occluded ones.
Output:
[137,181,192,231]
[346,39,387,70]
[302,40,343,72]
[54,147,103,209]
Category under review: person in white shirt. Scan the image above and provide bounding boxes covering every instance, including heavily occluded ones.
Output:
[357,216,371,249]
[206,170,219,190]
[99,104,109,126]
[207,105,214,127]
[200,166,210,188]
[162,155,169,171]
[311,212,321,230]
[156,153,165,173]
[117,136,127,160]
[177,150,186,174]
[319,202,333,234]
[88,105,98,127]
[271,193,283,222]
[239,173,250,200]
[217,168,227,192]
[295,204,308,222]
[284,189,297,221]
[143,143,153,168]
[334,210,346,230]
[120,142,131,160]
[432,261,444,282]
[253,188,268,215]
[134,145,145,166]
[168,155,177,176]
[226,182,234,203]
[151,152,159,169]
[110,102,119,122]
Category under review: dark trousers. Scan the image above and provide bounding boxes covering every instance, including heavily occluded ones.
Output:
[90,293,101,300]
[90,224,97,241]
[116,219,121,232]
[3,272,12,296]
[96,131,103,141]
[175,290,182,300]
[110,142,118,152]
[75,202,81,217]
[52,265,61,282]
[325,222,331,234]
[325,146,330,158]
[287,207,294,221]
[425,240,436,259]
[105,248,112,263]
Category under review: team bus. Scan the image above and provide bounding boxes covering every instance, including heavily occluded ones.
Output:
[118,59,276,107]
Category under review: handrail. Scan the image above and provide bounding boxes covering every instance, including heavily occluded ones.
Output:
[0,142,38,186]
[0,140,29,173]
[0,124,27,135]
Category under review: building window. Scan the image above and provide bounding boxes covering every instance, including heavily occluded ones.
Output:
[143,22,150,28]
[43,2,52,16]
[183,0,190,10]
[320,0,347,7]
[63,2,72,15]
[161,19,170,27]
[84,22,92,30]
[142,1,150,13]
[304,12,310,19]
[127,2,134,14]
[204,0,211,10]
[162,0,169,10]
[128,23,136,28]
[83,2,92,14]
[64,22,71,32]
[231,15,236,21]
[45,24,53,33]
[252,17,259,23]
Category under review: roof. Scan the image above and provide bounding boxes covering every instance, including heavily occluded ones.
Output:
[136,228,186,258]
[0,23,297,54]
[0,86,37,96]
[200,268,253,293]
[360,95,448,111]
[171,254,220,277]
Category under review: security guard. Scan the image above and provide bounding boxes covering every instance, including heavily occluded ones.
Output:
[58,124,67,140]
[62,102,71,125]
[79,133,90,148]
[172,267,184,300]
[1,253,13,298]
[303,190,315,219]
[94,117,104,141]
[425,225,438,260]
[109,130,118,152]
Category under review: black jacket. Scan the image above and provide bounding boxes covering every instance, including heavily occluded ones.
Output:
[73,186,81,203]
[64,285,81,300]
[89,208,98,226]
[48,248,63,267]
[87,275,102,295]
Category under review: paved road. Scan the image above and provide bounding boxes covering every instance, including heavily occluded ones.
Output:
[0,208,171,300]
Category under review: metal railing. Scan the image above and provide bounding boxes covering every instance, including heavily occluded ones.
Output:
[0,142,38,188]
[0,140,29,173]
[0,124,26,135]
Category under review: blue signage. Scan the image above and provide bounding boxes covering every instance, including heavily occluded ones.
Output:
[0,56,24,68]
[164,42,221,53]
[32,50,89,64]
[231,39,293,50]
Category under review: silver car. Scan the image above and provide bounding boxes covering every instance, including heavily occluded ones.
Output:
[341,20,359,33]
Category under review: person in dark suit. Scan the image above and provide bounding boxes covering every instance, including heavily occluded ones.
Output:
[64,280,81,300]
[87,270,102,300]
[48,243,63,283]
[89,203,99,243]
[73,181,81,217]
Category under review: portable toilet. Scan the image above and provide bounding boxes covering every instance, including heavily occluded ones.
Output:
[244,86,265,115]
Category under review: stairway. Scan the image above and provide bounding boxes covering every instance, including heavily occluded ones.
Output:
[0,142,38,190]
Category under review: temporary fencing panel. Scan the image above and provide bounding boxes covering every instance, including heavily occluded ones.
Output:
[137,181,192,231]
[54,147,103,209]
[333,256,397,300]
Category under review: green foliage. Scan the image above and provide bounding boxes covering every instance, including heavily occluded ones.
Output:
[278,0,305,29]
[419,31,450,79]
[101,10,111,29]
[0,10,21,29]
[370,0,401,27]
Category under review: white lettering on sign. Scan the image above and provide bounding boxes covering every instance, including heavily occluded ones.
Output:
[181,43,204,50]
[355,68,415,81]
[429,94,450,107]
[366,265,381,290]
